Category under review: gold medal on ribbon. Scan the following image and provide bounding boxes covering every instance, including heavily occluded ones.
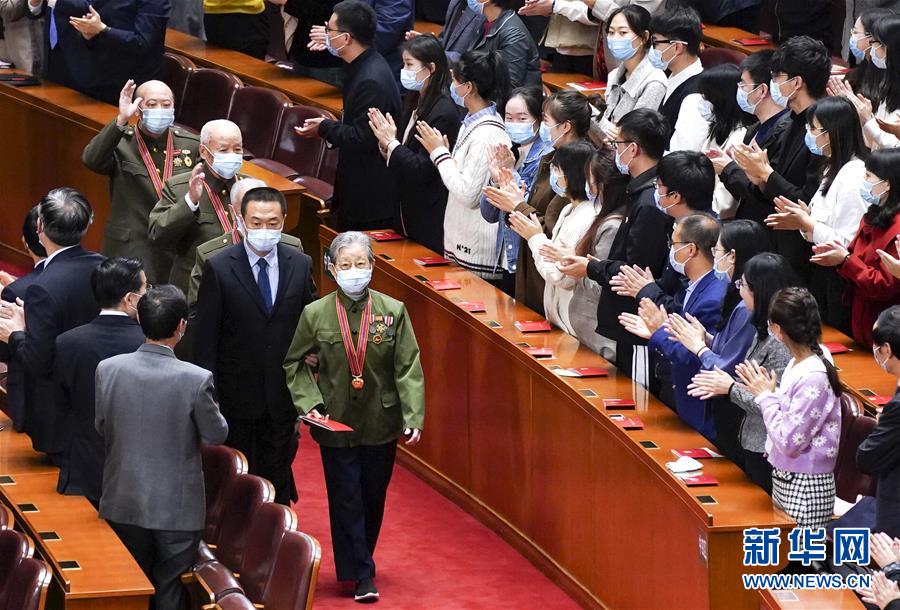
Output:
[337,297,372,392]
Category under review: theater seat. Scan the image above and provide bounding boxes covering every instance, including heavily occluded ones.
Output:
[227,87,291,159]
[215,531,320,610]
[203,473,275,573]
[699,47,746,68]
[159,53,196,104]
[177,69,243,131]
[835,393,878,502]
[194,503,298,605]
[0,505,13,530]
[0,529,34,608]
[201,444,248,545]
[3,557,50,610]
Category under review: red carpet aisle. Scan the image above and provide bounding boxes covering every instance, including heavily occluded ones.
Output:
[292,439,582,610]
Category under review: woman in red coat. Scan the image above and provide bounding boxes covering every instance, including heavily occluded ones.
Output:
[811,148,900,347]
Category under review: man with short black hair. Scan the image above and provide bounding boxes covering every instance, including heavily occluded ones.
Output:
[0,188,105,465]
[0,206,47,432]
[728,35,830,284]
[295,0,401,231]
[96,285,227,610]
[194,186,316,505]
[54,257,146,504]
[649,5,709,151]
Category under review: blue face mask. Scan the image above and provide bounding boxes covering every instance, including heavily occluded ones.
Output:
[466,0,484,15]
[804,129,826,156]
[736,85,761,114]
[607,36,638,62]
[400,67,427,91]
[505,121,536,144]
[713,252,732,282]
[615,142,633,175]
[860,178,886,205]
[873,46,888,69]
[540,122,564,148]
[209,151,243,180]
[669,244,690,275]
[140,108,175,135]
[648,43,673,71]
[697,99,715,123]
[849,34,866,61]
[449,82,468,107]
[325,31,347,57]
[585,181,595,202]
[549,168,566,197]
[654,187,676,213]
[769,78,795,109]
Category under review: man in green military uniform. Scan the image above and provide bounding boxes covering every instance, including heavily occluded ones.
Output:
[284,231,424,604]
[82,79,199,284]
[148,119,247,293]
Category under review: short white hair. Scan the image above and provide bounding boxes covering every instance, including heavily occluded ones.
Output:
[329,231,374,264]
[200,119,241,147]
[230,178,266,206]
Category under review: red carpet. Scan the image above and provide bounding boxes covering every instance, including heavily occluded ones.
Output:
[292,440,582,610]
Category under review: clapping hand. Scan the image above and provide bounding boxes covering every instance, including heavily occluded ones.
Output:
[733,140,772,185]
[367,107,397,148]
[308,24,327,51]
[69,5,105,40]
[827,76,874,124]
[539,242,574,264]
[487,143,515,184]
[871,532,900,568]
[666,312,708,355]
[508,210,543,240]
[810,240,849,267]
[857,571,900,609]
[414,121,448,154]
[734,360,777,396]
[876,235,900,279]
[705,148,731,175]
[518,0,553,16]
[610,264,654,298]
[557,255,592,279]
[688,367,737,400]
[0,297,25,343]
[765,196,814,232]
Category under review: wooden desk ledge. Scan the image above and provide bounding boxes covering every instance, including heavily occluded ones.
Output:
[413,19,443,37]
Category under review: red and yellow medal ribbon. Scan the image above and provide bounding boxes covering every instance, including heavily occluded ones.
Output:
[336,296,372,391]
[203,181,240,244]
[134,128,175,200]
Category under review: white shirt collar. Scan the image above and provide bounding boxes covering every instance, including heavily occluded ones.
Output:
[99,310,130,317]
[243,241,278,269]
[666,58,703,97]
[34,258,46,269]
[43,245,76,267]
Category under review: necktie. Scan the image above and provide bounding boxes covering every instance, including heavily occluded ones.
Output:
[256,258,273,314]
[49,6,58,49]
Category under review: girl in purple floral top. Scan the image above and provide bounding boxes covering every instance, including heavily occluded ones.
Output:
[736,287,842,528]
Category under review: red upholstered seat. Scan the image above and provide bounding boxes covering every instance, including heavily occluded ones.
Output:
[835,393,878,502]
[201,444,248,545]
[0,529,34,608]
[158,52,196,105]
[699,47,746,68]
[0,505,12,530]
[3,557,50,610]
[177,68,243,131]
[227,86,291,159]
[208,473,275,573]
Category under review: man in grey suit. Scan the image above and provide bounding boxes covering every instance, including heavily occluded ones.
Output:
[95,285,228,610]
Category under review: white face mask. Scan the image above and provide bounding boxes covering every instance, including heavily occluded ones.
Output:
[246,227,282,253]
[335,267,372,298]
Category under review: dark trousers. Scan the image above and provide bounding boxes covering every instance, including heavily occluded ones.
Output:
[712,397,747,469]
[203,12,269,59]
[488,271,516,298]
[744,450,773,495]
[551,53,593,77]
[109,522,201,610]
[226,414,299,505]
[339,216,396,232]
[320,441,397,582]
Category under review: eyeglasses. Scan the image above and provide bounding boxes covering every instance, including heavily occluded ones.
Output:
[736,82,762,93]
[652,180,678,196]
[666,238,691,248]
[650,38,683,48]
[606,139,634,150]
[850,29,872,38]
[324,28,348,35]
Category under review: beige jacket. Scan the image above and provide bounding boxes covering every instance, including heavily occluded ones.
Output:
[0,0,45,75]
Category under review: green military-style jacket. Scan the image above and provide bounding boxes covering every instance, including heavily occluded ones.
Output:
[187,232,305,308]
[284,289,425,448]
[82,120,199,284]
[147,166,248,293]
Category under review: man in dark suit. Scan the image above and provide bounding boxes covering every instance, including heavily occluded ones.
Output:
[432,0,484,62]
[54,257,146,505]
[0,188,104,465]
[194,187,316,505]
[295,0,401,230]
[96,285,227,610]
[0,207,46,433]
[27,0,171,103]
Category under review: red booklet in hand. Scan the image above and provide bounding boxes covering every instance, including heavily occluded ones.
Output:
[823,342,851,354]
[299,415,354,432]
[672,448,722,460]
[525,347,554,359]
[368,230,404,242]
[428,280,461,291]
[515,320,551,333]
[457,301,486,313]
[413,256,452,266]
[603,398,635,409]
[680,473,719,487]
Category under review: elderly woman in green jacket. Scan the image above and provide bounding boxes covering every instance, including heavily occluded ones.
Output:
[284,230,425,603]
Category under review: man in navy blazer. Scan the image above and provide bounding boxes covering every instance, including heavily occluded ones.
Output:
[0,206,46,433]
[54,257,146,504]
[0,188,105,465]
[193,187,317,505]
[28,0,171,103]
[435,0,484,62]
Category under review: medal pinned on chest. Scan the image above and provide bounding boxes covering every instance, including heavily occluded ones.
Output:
[369,314,394,345]
[336,297,373,391]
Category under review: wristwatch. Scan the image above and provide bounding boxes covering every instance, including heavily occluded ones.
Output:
[100,24,110,35]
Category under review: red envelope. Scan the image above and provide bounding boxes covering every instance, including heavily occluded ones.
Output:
[613,416,643,430]
[368,230,404,242]
[871,395,892,406]
[681,473,719,486]
[571,367,609,378]
[603,398,635,409]
[823,342,851,354]
[524,347,554,359]
[299,415,354,432]
[427,280,461,291]
[673,448,721,459]
[413,256,452,266]
[733,37,769,46]
[457,301,486,313]
[515,320,551,333]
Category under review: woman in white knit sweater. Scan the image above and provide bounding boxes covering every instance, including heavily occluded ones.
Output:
[509,141,599,335]
[417,50,512,281]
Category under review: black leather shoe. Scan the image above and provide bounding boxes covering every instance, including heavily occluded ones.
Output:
[354,578,379,603]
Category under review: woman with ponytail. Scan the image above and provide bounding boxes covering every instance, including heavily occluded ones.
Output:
[735,287,841,528]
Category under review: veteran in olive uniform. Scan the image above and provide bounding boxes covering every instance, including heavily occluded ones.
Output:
[148,119,247,293]
[284,231,424,604]
[83,79,199,285]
